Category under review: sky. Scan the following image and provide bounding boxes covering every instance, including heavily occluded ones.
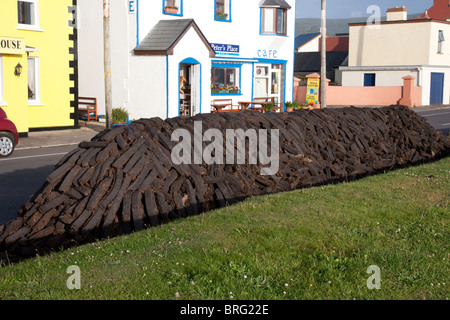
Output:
[295,0,434,19]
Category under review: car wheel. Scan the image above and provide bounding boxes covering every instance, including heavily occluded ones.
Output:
[0,132,15,157]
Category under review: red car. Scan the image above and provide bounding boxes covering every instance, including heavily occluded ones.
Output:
[0,107,19,157]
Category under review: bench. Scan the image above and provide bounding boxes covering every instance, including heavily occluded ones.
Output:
[78,97,98,122]
[211,99,240,113]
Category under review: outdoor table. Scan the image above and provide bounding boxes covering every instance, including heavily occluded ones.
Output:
[237,102,253,110]
[238,101,273,112]
[211,104,227,113]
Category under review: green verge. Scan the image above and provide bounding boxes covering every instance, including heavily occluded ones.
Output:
[0,157,448,300]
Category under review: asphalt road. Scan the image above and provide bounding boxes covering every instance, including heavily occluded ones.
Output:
[0,145,76,225]
[414,107,450,136]
[0,108,449,226]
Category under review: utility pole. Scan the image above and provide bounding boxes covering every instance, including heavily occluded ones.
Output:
[103,0,113,128]
[320,0,327,109]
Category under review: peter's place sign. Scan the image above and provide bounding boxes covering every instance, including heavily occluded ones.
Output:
[0,36,25,55]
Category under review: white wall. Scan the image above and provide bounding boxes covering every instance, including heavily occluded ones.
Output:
[77,0,105,114]
[349,21,450,68]
[297,37,320,53]
[129,55,167,120]
[341,69,419,87]
[349,21,431,67]
[78,0,137,116]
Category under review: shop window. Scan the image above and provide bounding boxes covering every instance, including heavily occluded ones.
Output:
[261,8,287,35]
[17,0,39,27]
[211,67,240,94]
[215,0,231,22]
[163,0,182,16]
[27,56,40,104]
[438,30,445,53]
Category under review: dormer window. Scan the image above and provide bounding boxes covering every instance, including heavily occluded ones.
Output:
[260,0,291,35]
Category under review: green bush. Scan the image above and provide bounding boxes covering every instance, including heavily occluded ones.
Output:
[112,107,129,124]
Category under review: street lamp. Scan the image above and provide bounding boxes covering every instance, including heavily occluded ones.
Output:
[14,63,23,77]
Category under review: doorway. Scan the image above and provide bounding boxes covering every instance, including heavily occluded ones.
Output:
[254,63,284,104]
[430,72,444,105]
[179,62,200,116]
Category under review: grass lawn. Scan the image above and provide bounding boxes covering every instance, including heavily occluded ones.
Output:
[0,157,448,300]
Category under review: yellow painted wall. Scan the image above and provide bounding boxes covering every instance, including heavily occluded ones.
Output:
[1,53,29,133]
[0,0,75,134]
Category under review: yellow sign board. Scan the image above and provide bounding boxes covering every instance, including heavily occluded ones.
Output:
[306,78,319,106]
[0,36,25,55]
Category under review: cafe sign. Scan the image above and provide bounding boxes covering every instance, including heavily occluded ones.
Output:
[0,36,25,55]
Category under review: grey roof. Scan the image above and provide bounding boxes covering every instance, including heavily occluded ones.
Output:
[134,19,214,56]
[294,51,349,72]
[259,0,292,9]
[135,19,194,52]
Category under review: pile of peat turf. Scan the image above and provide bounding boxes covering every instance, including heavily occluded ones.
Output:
[1,106,449,261]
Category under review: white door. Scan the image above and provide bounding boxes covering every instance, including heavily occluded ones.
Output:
[254,63,284,104]
[255,64,270,98]
[191,64,201,115]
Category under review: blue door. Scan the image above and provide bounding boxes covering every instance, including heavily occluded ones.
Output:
[430,73,444,105]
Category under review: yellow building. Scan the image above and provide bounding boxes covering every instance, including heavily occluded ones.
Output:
[0,0,78,135]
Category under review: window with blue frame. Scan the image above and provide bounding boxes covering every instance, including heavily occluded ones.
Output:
[260,0,291,36]
[261,7,287,35]
[364,73,376,87]
[215,0,231,22]
[163,0,182,16]
[211,64,241,95]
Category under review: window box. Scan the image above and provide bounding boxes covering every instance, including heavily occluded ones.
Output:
[216,11,228,20]
[164,6,179,14]
[211,86,240,95]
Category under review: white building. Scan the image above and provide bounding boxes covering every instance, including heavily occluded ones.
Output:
[339,6,450,106]
[77,0,296,120]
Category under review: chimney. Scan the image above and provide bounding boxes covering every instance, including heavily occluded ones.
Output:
[386,6,408,21]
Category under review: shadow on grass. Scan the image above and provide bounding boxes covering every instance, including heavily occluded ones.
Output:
[1,153,449,266]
